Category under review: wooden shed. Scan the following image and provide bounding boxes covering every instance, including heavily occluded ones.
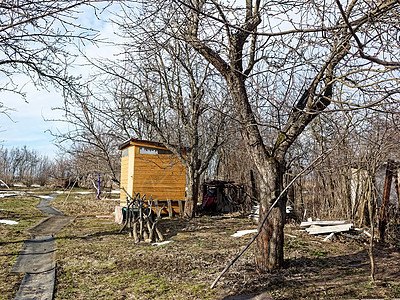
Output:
[118,138,186,215]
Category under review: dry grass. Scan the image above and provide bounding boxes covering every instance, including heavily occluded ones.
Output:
[1,188,400,299]
[0,194,44,300]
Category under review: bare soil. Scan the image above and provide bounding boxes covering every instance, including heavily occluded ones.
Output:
[1,188,399,299]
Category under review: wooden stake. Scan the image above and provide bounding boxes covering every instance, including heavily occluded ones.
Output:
[155,199,159,215]
[133,221,139,243]
[178,200,183,217]
[167,199,173,218]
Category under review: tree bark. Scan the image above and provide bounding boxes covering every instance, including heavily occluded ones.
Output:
[184,165,200,218]
[256,160,286,271]
[226,73,287,271]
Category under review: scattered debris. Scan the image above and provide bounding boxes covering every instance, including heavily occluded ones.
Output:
[249,205,297,223]
[231,229,257,237]
[286,234,297,238]
[0,220,19,225]
[354,228,371,237]
[33,195,55,200]
[248,205,259,223]
[201,180,251,213]
[300,220,348,227]
[0,193,18,198]
[301,218,353,235]
[323,232,335,242]
[152,241,172,246]
[310,240,322,244]
[305,223,353,235]
[300,218,372,242]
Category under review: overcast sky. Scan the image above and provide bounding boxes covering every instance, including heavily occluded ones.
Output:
[0,3,121,158]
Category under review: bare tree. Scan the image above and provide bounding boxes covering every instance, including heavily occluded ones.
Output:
[53,92,122,185]
[119,0,400,272]
[68,27,230,216]
[0,0,99,111]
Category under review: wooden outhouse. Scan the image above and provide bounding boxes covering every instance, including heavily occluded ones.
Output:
[118,138,186,215]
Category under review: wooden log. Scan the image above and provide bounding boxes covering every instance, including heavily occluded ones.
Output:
[154,199,160,215]
[178,200,183,217]
[156,227,164,241]
[167,199,173,218]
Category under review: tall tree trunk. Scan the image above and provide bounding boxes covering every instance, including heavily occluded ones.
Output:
[184,166,200,218]
[256,160,286,271]
[227,74,287,271]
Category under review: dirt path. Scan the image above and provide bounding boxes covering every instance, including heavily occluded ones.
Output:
[12,194,74,300]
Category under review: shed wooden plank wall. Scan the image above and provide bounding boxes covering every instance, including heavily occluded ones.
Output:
[133,145,186,201]
[119,140,186,208]
[119,148,130,205]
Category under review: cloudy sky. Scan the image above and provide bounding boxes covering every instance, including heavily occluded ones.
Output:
[0,3,121,158]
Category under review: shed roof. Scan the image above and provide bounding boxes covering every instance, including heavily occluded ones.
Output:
[118,138,167,150]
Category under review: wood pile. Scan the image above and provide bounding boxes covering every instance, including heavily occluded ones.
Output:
[300,218,372,242]
[119,191,164,243]
[301,219,353,235]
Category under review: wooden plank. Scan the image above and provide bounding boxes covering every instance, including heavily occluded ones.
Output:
[133,189,185,197]
[305,224,353,235]
[132,182,185,188]
[167,199,173,218]
[131,183,185,201]
[132,186,185,193]
[300,220,348,228]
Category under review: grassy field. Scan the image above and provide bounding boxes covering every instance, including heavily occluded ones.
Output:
[0,191,47,299]
[1,187,399,299]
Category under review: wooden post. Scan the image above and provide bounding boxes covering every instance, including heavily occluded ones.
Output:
[154,199,159,215]
[178,200,183,217]
[379,160,394,243]
[167,199,173,218]
[133,221,139,243]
